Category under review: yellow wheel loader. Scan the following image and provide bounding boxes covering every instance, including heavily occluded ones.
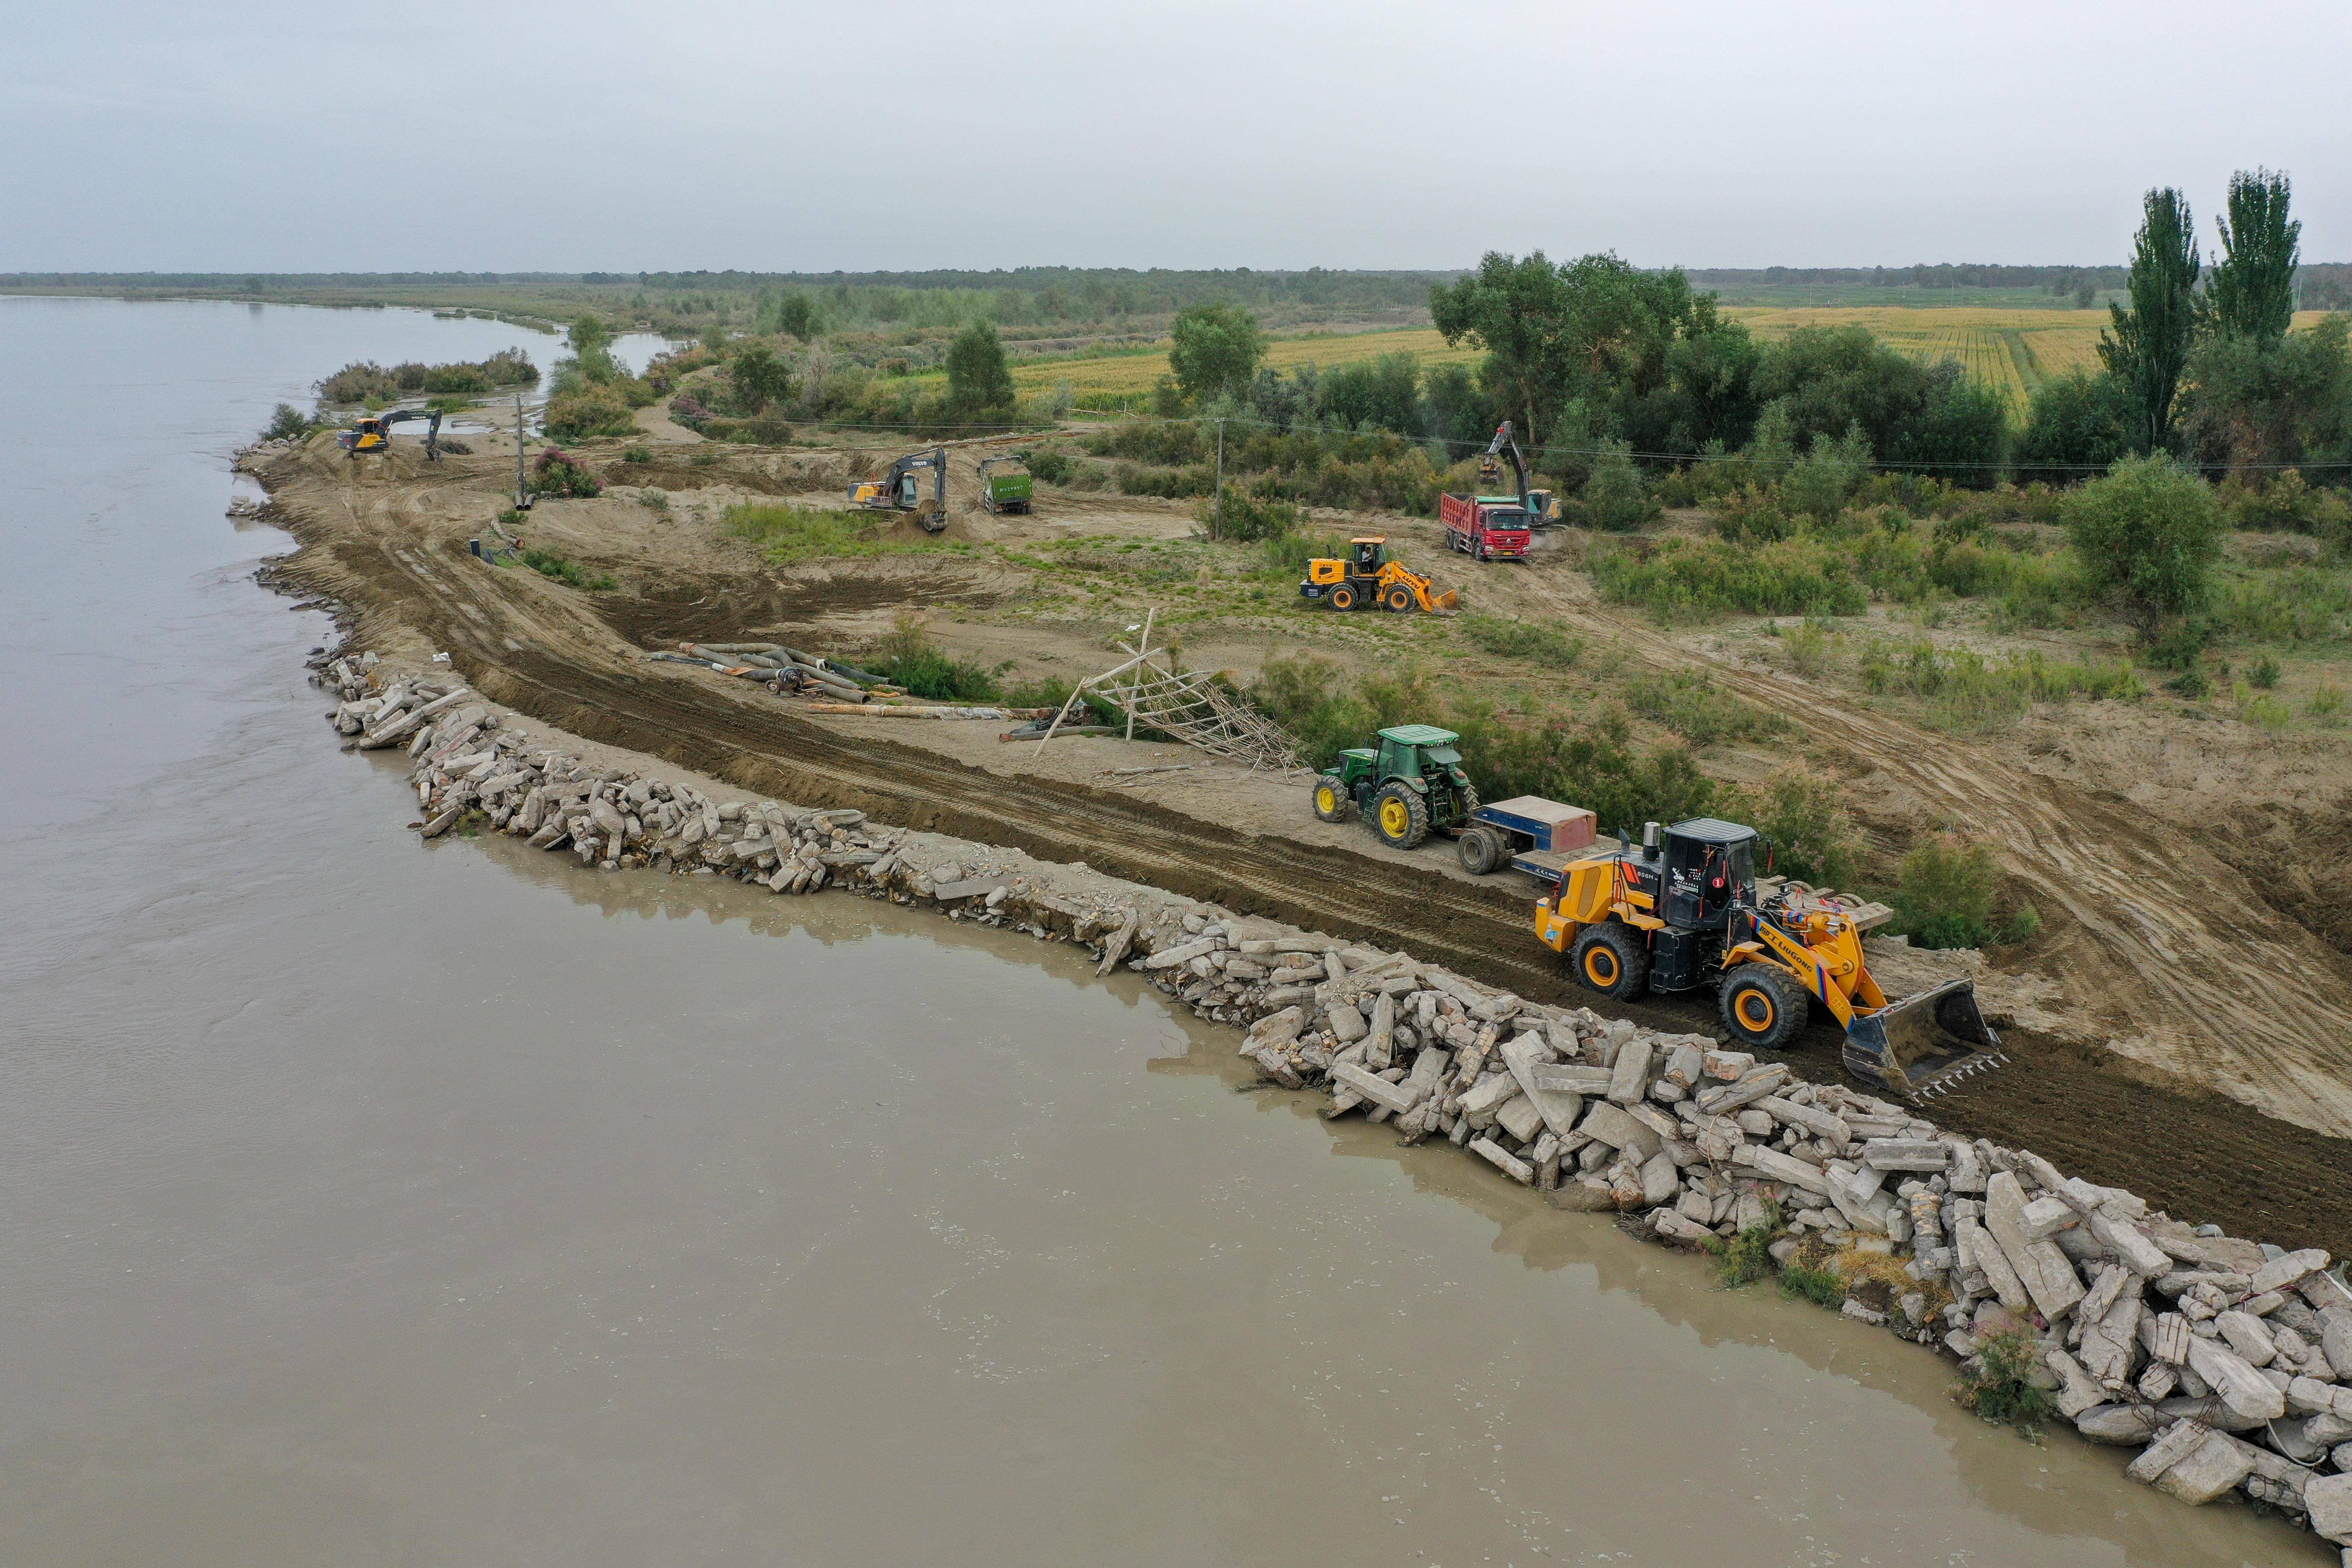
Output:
[1532,817,2005,1099]
[1297,536,1458,613]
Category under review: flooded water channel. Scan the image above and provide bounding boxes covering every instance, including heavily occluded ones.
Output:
[0,298,2321,1565]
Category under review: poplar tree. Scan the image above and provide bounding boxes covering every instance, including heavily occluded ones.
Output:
[2099,188,2201,451]
[2208,168,2301,344]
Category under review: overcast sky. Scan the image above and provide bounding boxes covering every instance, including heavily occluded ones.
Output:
[5,0,2344,273]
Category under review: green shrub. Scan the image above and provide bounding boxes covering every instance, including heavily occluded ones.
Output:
[1019,446,1073,484]
[2311,684,2346,719]
[1953,1329,2059,1438]
[2250,654,2282,688]
[1590,536,1869,621]
[2060,455,2226,631]
[525,447,603,498]
[1198,486,1301,542]
[2217,569,2352,644]
[1889,836,2037,949]
[261,402,316,442]
[1460,615,1584,666]
[544,386,636,443]
[621,446,652,464]
[871,621,998,701]
[1784,619,1836,677]
[1260,530,1349,581]
[1735,770,1860,889]
[1619,668,1786,745]
[1576,441,1660,532]
[1859,639,2141,730]
[520,548,617,592]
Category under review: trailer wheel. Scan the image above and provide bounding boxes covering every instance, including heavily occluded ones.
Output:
[1383,584,1416,612]
[1310,777,1353,823]
[1719,967,1805,1051]
[1328,584,1357,611]
[1370,783,1430,849]
[1572,924,1649,1000]
[1457,826,1503,875]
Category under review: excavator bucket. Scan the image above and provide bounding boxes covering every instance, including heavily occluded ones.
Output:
[1843,977,2007,1100]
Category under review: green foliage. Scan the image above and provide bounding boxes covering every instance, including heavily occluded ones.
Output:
[1198,486,1301,542]
[525,447,603,497]
[1780,425,1872,519]
[1261,529,1349,580]
[2017,370,2136,480]
[871,620,998,702]
[1735,770,1860,889]
[1459,614,1585,666]
[2060,455,2226,630]
[765,291,822,340]
[2208,168,2301,345]
[621,446,651,464]
[316,350,537,403]
[723,502,948,564]
[1619,667,1786,745]
[1890,836,2038,949]
[2100,187,2201,449]
[728,343,794,412]
[1859,638,2141,729]
[1577,439,1660,531]
[520,548,617,592]
[2219,568,2352,644]
[1168,301,1267,405]
[1019,446,1073,483]
[1748,329,2007,480]
[1778,1260,1847,1309]
[2250,653,2282,688]
[1590,536,1870,620]
[2180,315,2352,471]
[1316,352,1422,432]
[1953,1330,2060,1438]
[543,385,635,443]
[945,319,1015,415]
[1707,1202,1784,1287]
[261,402,316,442]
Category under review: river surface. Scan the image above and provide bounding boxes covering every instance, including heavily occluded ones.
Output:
[0,297,2320,1566]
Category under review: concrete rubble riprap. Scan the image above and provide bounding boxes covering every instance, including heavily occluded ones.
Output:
[317,649,2352,1553]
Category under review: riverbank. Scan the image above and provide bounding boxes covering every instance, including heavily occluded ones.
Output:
[311,640,2352,1558]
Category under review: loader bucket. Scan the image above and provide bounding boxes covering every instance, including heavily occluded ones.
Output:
[1430,588,1459,611]
[1843,977,2006,1100]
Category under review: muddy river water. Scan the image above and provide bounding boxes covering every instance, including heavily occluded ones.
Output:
[0,297,2319,1565]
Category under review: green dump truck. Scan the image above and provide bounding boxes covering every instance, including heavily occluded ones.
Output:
[978,455,1034,516]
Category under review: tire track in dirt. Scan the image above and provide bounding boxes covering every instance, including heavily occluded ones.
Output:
[257,448,2352,1253]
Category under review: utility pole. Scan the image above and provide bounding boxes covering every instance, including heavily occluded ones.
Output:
[513,390,529,508]
[1213,418,1225,541]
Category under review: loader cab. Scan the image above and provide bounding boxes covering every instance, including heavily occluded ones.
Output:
[1351,537,1388,575]
[1658,819,1758,931]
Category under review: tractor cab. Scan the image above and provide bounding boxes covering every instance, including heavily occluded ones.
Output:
[1376,724,1462,789]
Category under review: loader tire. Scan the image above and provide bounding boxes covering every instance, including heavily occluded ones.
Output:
[1719,967,1806,1052]
[1370,783,1430,849]
[1572,924,1649,1000]
[1310,777,1353,823]
[1328,584,1357,611]
[1384,583,1416,612]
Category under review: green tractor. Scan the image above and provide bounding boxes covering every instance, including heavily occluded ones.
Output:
[978,455,1034,516]
[1309,724,1480,849]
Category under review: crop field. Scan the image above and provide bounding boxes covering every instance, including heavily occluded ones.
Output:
[955,309,2335,420]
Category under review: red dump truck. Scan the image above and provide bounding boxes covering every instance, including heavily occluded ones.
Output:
[1439,491,1533,561]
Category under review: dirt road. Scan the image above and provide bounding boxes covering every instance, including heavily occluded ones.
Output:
[252,436,2352,1255]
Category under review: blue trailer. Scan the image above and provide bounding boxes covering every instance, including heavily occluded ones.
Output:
[1455,795,1598,879]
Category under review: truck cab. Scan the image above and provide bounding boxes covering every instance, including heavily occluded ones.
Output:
[1439,492,1532,561]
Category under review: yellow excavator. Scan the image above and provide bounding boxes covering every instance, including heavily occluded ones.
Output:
[1532,817,2005,1098]
[849,446,949,533]
[1298,537,1458,613]
[339,407,443,460]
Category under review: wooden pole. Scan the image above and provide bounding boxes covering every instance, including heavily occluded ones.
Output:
[1213,419,1225,542]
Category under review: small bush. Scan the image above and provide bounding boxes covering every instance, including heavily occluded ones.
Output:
[1619,668,1787,745]
[520,548,617,592]
[1859,639,2141,730]
[2250,654,2282,688]
[525,447,602,498]
[544,386,636,443]
[1020,447,1073,484]
[2310,684,2345,719]
[1735,770,1860,890]
[1261,530,1348,580]
[2061,455,2226,632]
[1952,1329,2058,1438]
[621,446,652,465]
[1199,486,1301,542]
[872,619,997,702]
[1784,619,1836,677]
[261,403,315,442]
[1890,835,2036,949]
[2217,569,2352,645]
[641,488,668,513]
[1576,441,1660,532]
[1590,536,1869,621]
[1460,615,1584,666]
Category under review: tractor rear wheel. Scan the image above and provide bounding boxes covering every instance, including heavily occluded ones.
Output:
[1329,584,1357,611]
[1457,826,1503,875]
[1310,777,1353,823]
[1719,966,1806,1051]
[1571,923,1649,1000]
[1370,783,1431,849]
[1384,584,1415,612]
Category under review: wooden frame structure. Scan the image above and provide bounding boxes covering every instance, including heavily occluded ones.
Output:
[1032,611,1301,771]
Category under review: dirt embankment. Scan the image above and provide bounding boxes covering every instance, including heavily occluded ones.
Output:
[247,432,2352,1257]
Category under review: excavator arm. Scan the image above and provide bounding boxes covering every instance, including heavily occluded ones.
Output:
[1482,421,1532,511]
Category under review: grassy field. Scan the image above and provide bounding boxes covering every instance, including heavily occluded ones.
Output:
[976,309,2336,421]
